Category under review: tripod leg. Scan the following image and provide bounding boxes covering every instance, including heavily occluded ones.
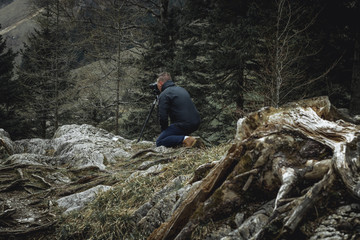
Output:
[137,96,158,142]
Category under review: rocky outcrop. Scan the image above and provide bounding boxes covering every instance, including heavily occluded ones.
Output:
[3,124,143,170]
[0,123,157,239]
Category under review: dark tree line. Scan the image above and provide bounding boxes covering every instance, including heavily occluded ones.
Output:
[0,24,24,138]
[0,0,359,143]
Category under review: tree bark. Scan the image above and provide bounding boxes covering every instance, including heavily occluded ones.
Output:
[350,33,360,115]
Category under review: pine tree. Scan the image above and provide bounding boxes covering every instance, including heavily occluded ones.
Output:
[0,26,17,114]
[0,26,30,139]
[350,34,360,115]
[347,2,360,115]
[104,0,182,141]
[0,24,22,138]
[18,1,74,138]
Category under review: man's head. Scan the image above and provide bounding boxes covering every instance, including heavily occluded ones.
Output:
[157,72,171,92]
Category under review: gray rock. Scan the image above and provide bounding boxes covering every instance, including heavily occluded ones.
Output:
[56,185,113,214]
[15,138,52,155]
[310,204,360,240]
[51,124,132,169]
[4,124,134,170]
[0,128,17,155]
[6,153,50,166]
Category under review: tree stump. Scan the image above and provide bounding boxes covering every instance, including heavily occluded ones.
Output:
[148,96,360,240]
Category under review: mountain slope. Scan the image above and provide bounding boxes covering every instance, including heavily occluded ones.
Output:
[0,0,38,59]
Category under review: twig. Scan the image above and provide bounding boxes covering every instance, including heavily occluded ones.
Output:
[233,169,259,181]
[17,169,24,179]
[130,148,157,159]
[243,175,254,191]
[32,174,52,188]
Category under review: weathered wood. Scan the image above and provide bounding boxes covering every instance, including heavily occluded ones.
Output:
[243,174,254,191]
[284,168,335,233]
[147,143,244,240]
[188,161,218,184]
[334,137,360,199]
[233,168,258,181]
[274,166,297,210]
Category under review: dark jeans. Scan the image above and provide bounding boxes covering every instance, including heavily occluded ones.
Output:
[156,124,186,147]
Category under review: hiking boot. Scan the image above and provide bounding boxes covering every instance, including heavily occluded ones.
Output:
[183,136,197,148]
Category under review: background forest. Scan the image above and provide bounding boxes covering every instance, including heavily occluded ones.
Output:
[0,0,359,145]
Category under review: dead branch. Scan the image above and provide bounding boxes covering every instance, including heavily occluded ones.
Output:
[32,174,52,188]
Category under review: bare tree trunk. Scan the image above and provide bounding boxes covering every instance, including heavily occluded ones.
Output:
[54,0,59,130]
[274,0,287,108]
[115,28,121,135]
[160,0,169,24]
[259,0,322,107]
[350,33,360,115]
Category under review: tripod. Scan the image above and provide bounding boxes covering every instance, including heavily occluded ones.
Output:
[137,95,159,142]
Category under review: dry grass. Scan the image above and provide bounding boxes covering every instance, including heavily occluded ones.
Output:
[56,143,231,240]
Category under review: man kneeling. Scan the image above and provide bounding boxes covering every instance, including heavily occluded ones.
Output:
[155,72,200,148]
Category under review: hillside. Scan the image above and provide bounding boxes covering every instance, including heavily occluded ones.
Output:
[0,0,38,62]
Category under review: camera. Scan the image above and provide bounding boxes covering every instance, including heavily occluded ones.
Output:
[149,82,160,95]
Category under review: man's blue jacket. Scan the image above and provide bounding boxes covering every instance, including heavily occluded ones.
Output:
[158,80,200,134]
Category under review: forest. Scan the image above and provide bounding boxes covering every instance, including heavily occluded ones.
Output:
[0,0,359,145]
